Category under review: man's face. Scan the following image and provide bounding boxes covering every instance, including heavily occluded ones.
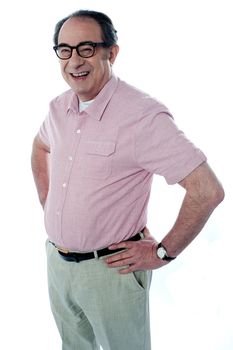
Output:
[57,17,119,101]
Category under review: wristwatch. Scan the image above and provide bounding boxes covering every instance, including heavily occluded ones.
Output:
[156,242,176,262]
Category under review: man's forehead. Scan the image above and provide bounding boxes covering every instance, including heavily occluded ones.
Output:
[58,16,102,43]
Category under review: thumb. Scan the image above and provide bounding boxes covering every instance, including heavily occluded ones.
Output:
[143,226,152,238]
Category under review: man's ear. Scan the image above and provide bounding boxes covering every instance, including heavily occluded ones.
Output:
[109,45,119,65]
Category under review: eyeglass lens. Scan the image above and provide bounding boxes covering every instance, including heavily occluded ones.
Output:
[56,43,96,59]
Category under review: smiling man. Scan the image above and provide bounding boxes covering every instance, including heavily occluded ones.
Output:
[31,9,224,350]
[55,16,118,101]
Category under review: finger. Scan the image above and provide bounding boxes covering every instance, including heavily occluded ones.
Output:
[105,256,136,267]
[108,241,134,250]
[118,264,137,274]
[105,249,133,263]
[106,256,136,268]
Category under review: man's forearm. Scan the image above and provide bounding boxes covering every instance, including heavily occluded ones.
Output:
[162,163,225,257]
[31,135,50,207]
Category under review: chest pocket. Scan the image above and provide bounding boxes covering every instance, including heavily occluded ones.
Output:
[79,141,116,179]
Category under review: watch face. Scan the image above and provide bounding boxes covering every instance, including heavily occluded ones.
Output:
[157,246,166,259]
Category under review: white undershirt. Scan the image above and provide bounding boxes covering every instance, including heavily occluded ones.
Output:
[79,99,94,112]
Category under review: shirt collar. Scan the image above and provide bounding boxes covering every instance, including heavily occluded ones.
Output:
[66,74,119,120]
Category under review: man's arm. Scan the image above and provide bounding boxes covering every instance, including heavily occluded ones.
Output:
[105,162,225,273]
[160,162,224,256]
[31,134,50,208]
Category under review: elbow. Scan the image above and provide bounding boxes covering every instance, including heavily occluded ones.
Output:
[216,183,225,204]
[209,181,225,209]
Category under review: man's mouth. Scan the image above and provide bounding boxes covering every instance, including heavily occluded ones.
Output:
[71,71,89,78]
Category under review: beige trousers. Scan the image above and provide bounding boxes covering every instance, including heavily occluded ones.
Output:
[46,240,152,350]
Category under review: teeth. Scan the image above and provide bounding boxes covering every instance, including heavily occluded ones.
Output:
[72,72,88,77]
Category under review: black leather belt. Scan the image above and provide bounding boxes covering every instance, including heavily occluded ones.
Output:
[52,232,143,263]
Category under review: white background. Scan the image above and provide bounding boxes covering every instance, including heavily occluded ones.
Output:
[0,0,232,349]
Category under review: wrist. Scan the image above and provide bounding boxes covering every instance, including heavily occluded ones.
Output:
[156,242,176,262]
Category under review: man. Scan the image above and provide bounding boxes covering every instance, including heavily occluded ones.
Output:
[31,9,224,350]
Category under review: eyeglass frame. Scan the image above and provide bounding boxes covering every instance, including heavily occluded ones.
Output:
[53,41,108,60]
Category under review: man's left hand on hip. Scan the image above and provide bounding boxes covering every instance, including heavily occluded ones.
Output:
[105,228,167,273]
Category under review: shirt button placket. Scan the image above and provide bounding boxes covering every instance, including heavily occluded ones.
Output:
[57,112,83,246]
[60,126,81,214]
[62,127,81,192]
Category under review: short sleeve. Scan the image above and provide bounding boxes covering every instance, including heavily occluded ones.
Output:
[134,112,207,184]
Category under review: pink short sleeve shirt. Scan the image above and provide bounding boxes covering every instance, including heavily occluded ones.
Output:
[39,75,207,251]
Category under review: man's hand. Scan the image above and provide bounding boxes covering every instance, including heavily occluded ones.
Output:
[105,227,168,274]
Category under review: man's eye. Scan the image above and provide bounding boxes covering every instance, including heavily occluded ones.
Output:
[79,46,94,56]
[57,47,72,57]
[60,48,71,54]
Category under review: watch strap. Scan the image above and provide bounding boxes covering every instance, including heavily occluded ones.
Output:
[157,242,176,261]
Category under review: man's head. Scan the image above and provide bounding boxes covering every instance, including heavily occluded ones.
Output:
[53,10,119,101]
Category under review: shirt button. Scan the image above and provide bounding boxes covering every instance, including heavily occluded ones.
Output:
[68,156,73,161]
[62,183,67,188]
[56,211,60,215]
[76,129,81,134]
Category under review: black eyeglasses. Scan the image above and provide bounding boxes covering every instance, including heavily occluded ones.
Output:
[53,41,107,60]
